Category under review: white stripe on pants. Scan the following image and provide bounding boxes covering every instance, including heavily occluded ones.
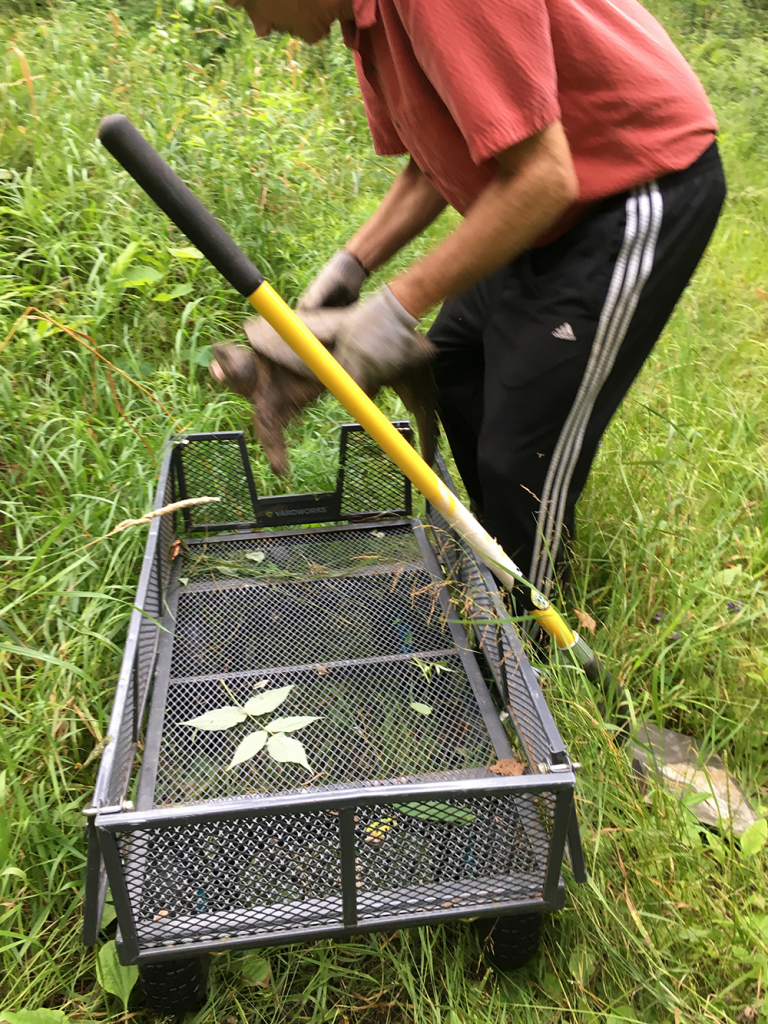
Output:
[529,182,664,594]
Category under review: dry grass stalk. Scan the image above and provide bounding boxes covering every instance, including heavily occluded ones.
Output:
[7,46,38,116]
[85,496,221,547]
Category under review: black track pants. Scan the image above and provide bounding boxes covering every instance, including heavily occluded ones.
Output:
[428,142,726,596]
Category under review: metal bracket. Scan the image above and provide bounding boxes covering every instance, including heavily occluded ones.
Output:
[82,801,134,817]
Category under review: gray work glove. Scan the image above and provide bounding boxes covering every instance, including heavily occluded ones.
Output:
[210,299,437,477]
[210,310,341,478]
[332,286,434,396]
[297,249,368,311]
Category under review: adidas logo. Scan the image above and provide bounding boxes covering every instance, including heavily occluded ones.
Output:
[552,322,576,341]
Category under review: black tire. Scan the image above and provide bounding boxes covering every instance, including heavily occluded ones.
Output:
[475,912,542,971]
[139,955,209,1013]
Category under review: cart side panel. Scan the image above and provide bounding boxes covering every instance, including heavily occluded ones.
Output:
[173,433,258,532]
[106,786,557,955]
[83,444,175,943]
[426,455,565,769]
[353,791,553,921]
[173,422,413,533]
[107,457,176,805]
[116,810,344,950]
[338,423,412,519]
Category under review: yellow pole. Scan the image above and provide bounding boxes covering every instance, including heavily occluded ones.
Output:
[249,281,579,651]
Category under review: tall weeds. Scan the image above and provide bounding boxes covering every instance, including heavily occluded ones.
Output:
[1,1,767,1020]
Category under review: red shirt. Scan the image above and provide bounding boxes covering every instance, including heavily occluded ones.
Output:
[342,0,716,234]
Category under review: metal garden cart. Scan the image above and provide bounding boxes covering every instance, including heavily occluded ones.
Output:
[82,424,585,1012]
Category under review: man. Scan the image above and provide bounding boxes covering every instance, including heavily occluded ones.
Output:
[225,0,725,596]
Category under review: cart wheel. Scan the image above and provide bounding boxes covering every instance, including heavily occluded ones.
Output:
[139,955,209,1013]
[475,912,542,971]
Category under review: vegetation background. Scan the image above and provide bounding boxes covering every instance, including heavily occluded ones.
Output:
[1,0,767,1020]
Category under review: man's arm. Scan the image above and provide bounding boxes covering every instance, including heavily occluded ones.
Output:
[346,158,448,273]
[388,121,578,318]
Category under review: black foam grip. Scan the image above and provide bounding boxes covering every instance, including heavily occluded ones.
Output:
[99,114,263,297]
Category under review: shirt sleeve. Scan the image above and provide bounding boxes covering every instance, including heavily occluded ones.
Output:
[395,0,561,164]
[352,49,408,157]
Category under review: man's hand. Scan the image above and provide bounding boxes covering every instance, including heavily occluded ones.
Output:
[332,286,435,395]
[210,297,438,475]
[297,249,368,311]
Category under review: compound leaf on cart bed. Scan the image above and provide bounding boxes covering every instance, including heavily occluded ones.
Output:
[243,685,293,717]
[265,715,319,734]
[267,732,311,770]
[228,730,269,768]
[182,706,247,731]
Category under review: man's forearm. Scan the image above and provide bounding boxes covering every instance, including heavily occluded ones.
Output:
[346,158,447,273]
[389,122,578,319]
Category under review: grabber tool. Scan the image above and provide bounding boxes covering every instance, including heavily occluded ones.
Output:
[98,113,613,686]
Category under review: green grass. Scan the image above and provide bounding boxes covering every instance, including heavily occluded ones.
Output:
[1,0,767,1020]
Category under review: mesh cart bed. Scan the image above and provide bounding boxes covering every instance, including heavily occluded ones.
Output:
[82,422,584,988]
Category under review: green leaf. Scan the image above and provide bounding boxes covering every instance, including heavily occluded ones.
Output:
[120,266,163,288]
[605,1007,636,1024]
[267,732,310,770]
[179,344,213,367]
[0,1011,70,1024]
[107,241,141,278]
[245,551,265,563]
[240,953,271,987]
[409,702,433,715]
[228,730,268,769]
[732,944,753,962]
[169,246,204,260]
[182,706,247,731]
[243,685,293,717]
[568,943,596,986]
[395,801,475,824]
[682,790,712,808]
[265,715,319,734]
[153,283,193,302]
[741,817,768,857]
[114,356,156,378]
[96,940,138,1010]
[191,345,213,367]
[100,898,117,930]
[541,972,562,996]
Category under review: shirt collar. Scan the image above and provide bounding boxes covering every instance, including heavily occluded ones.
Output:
[351,0,378,29]
[342,0,377,50]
